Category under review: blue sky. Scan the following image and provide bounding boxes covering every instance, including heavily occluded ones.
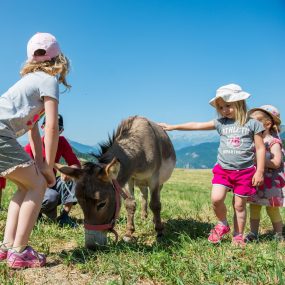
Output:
[0,0,285,145]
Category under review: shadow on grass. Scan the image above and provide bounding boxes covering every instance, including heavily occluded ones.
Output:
[163,218,213,240]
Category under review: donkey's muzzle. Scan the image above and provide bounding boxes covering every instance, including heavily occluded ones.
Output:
[85,229,107,249]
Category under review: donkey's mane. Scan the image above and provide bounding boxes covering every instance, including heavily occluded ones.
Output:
[92,116,138,164]
[83,161,102,175]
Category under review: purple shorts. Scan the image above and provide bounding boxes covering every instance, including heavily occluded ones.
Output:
[212,164,257,197]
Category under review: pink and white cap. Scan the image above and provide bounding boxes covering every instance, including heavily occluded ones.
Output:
[27,32,61,62]
[249,105,281,125]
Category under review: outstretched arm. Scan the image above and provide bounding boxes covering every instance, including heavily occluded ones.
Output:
[158,120,215,131]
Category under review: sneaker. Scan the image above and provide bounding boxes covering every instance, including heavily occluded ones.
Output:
[0,248,8,261]
[232,235,246,247]
[57,211,78,228]
[244,232,259,243]
[7,246,46,269]
[208,224,230,244]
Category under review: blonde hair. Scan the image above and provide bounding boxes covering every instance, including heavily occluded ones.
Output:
[216,99,248,126]
[250,110,280,133]
[20,53,71,90]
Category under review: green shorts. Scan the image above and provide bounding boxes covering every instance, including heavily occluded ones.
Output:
[0,136,33,176]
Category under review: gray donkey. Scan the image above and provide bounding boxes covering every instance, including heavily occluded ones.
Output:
[57,116,176,248]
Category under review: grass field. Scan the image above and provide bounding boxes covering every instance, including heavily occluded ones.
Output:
[1,169,285,285]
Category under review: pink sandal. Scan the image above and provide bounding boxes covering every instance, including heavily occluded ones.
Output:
[232,234,246,247]
[208,224,230,243]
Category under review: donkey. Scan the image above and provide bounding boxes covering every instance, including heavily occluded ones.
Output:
[57,116,176,248]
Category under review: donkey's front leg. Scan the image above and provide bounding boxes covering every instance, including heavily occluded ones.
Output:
[123,180,136,242]
[149,184,164,237]
[139,186,148,219]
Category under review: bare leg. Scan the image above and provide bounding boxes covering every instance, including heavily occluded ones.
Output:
[139,186,148,219]
[3,184,26,248]
[272,222,283,236]
[4,164,47,251]
[211,185,229,222]
[149,185,163,237]
[266,207,283,236]
[249,204,262,235]
[233,195,247,235]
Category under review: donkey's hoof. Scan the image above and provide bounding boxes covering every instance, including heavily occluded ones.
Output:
[123,235,133,243]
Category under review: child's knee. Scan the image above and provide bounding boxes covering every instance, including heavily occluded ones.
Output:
[211,197,224,207]
[233,200,246,212]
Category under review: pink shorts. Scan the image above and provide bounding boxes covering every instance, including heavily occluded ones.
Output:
[212,164,256,197]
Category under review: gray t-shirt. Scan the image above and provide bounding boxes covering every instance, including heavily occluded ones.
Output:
[214,118,265,170]
[0,71,59,138]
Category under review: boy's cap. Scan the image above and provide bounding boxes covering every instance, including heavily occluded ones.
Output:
[249,105,281,125]
[209,83,251,107]
[42,114,64,130]
[27,32,61,63]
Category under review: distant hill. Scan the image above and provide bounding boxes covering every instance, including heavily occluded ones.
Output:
[71,147,98,163]
[68,139,98,154]
[176,142,219,169]
[168,131,219,150]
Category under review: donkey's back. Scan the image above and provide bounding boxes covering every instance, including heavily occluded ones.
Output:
[115,116,176,188]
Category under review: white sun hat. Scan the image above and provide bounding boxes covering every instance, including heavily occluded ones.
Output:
[209,83,251,107]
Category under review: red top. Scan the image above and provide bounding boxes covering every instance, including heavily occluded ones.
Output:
[0,177,6,189]
[24,136,81,168]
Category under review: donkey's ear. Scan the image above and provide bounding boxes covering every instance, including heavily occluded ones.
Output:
[55,163,84,179]
[104,158,120,180]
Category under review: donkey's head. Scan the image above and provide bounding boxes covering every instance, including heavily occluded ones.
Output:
[56,158,120,249]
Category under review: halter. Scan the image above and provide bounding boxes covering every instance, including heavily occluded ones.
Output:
[83,178,129,242]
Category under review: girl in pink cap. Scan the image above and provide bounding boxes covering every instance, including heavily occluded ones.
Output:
[246,105,285,242]
[0,32,71,268]
[159,83,265,246]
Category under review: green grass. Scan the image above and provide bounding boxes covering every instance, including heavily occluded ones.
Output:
[1,169,285,284]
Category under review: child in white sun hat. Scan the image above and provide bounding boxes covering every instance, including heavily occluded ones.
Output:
[0,32,71,269]
[247,105,285,242]
[159,83,265,246]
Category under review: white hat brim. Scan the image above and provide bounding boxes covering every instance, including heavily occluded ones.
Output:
[209,92,250,107]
